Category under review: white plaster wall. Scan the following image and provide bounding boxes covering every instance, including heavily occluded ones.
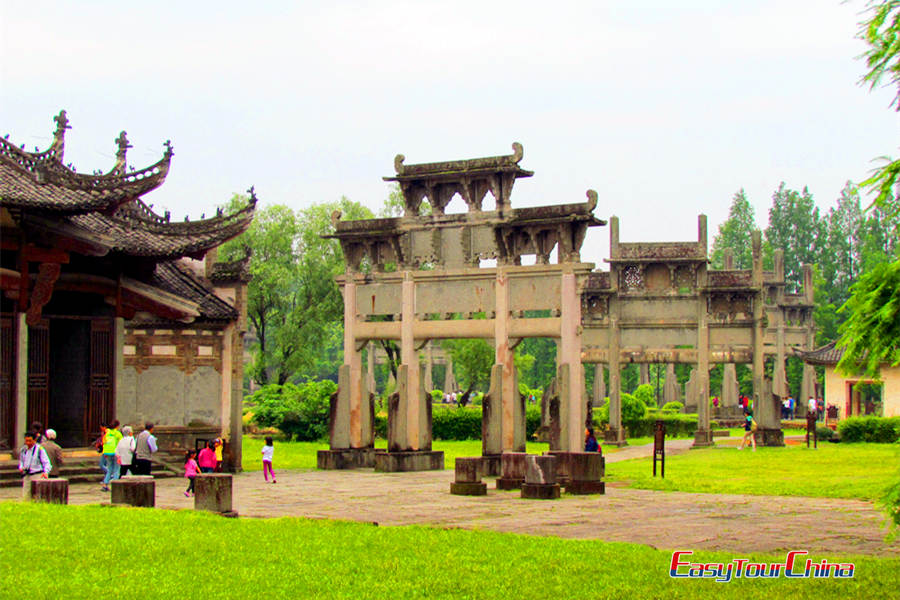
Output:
[119,365,222,427]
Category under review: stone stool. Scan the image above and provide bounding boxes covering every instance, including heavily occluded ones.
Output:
[544,451,573,484]
[565,452,605,495]
[450,457,487,496]
[195,473,237,516]
[521,455,560,499]
[111,475,156,507]
[480,454,501,477]
[497,452,528,490]
[29,478,68,504]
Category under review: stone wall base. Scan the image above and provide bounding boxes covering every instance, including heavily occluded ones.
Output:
[374,450,444,472]
[757,428,785,447]
[480,454,501,477]
[450,481,487,496]
[521,482,560,499]
[317,448,376,470]
[692,429,714,448]
[566,480,605,495]
[496,477,524,490]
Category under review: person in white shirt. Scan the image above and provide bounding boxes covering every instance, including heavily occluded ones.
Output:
[807,396,817,418]
[18,432,51,500]
[261,436,276,484]
[116,426,138,477]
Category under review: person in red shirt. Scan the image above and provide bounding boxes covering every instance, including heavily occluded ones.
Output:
[197,440,217,473]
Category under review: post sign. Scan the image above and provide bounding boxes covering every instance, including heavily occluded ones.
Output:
[653,419,665,478]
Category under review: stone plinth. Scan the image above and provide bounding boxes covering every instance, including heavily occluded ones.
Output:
[195,473,234,514]
[757,428,785,447]
[497,452,528,490]
[521,455,560,499]
[543,451,574,483]
[566,452,605,495]
[111,476,155,507]
[691,429,714,448]
[480,454,501,477]
[317,448,376,470]
[374,450,444,472]
[29,478,68,504]
[454,457,482,482]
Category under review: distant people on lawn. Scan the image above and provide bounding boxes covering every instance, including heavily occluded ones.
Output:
[817,398,825,421]
[18,432,51,500]
[788,395,795,419]
[184,449,200,497]
[116,426,137,477]
[584,427,599,452]
[781,396,790,420]
[42,429,63,478]
[738,408,757,451]
[214,438,224,472]
[198,440,217,474]
[262,436,276,484]
[134,423,158,475]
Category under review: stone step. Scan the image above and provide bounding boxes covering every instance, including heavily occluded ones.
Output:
[0,469,178,488]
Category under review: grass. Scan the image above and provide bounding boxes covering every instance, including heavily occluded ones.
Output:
[242,437,553,471]
[606,443,900,501]
[2,502,897,599]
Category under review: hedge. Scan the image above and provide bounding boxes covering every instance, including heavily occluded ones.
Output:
[837,416,900,443]
[374,404,543,441]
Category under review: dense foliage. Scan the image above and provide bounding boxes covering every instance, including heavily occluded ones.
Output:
[245,380,337,441]
[836,415,900,443]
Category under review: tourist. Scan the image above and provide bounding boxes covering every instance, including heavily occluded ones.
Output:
[116,426,137,477]
[807,396,816,420]
[100,420,123,491]
[738,408,757,451]
[42,429,63,478]
[584,427,599,452]
[262,436,276,484]
[134,423,158,476]
[184,449,200,497]
[781,397,790,420]
[788,395,795,419]
[18,432,51,500]
[817,398,825,422]
[214,438,224,472]
[198,440,217,473]
[30,421,45,444]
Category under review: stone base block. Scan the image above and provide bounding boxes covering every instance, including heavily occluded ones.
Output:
[111,476,155,507]
[496,477,524,490]
[480,454,501,477]
[712,429,730,438]
[30,478,68,504]
[317,448,376,470]
[692,429,714,448]
[374,450,444,472]
[521,482,561,499]
[757,428,785,447]
[565,480,605,495]
[450,481,488,496]
[195,473,233,513]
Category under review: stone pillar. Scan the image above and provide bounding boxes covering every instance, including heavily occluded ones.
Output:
[111,476,155,507]
[220,322,234,464]
[521,455,561,499]
[366,342,376,397]
[388,365,409,452]
[344,280,363,449]
[664,363,679,406]
[424,342,434,393]
[639,364,650,386]
[593,364,606,406]
[195,473,235,515]
[560,270,584,452]
[113,316,126,420]
[606,306,623,444]
[694,225,713,447]
[400,272,421,449]
[721,363,739,408]
[494,268,518,452]
[330,365,352,449]
[799,264,816,419]
[565,452,605,495]
[450,457,487,495]
[750,231,780,444]
[482,365,503,457]
[15,312,27,444]
[29,478,68,504]
[443,355,457,392]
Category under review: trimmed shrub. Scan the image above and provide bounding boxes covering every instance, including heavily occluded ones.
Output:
[596,394,648,433]
[244,380,337,441]
[626,413,700,438]
[633,384,656,408]
[815,426,834,441]
[432,406,482,440]
[661,401,683,412]
[837,416,900,443]
[430,389,444,403]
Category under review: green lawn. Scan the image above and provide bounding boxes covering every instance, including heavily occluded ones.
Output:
[606,443,900,501]
[3,502,897,599]
[242,437,552,471]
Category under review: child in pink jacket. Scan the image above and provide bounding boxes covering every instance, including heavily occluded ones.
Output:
[184,449,200,497]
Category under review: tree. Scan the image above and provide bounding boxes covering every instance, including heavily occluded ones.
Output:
[219,196,372,385]
[710,189,759,269]
[763,183,825,292]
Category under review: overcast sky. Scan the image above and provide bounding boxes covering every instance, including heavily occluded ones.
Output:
[2,1,897,262]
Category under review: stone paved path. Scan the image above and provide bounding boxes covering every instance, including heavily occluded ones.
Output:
[3,440,896,557]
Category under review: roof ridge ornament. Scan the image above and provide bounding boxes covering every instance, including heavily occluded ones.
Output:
[164,140,174,158]
[247,185,257,205]
[112,131,132,175]
[390,141,526,177]
[51,110,71,162]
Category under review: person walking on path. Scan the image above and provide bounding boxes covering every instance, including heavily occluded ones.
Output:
[41,429,63,478]
[101,420,123,491]
[262,436,276,484]
[116,426,137,477]
[738,409,757,451]
[198,440,217,474]
[184,449,200,497]
[18,432,51,500]
[134,423,158,476]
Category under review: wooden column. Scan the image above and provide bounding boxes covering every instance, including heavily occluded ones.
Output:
[15,312,27,444]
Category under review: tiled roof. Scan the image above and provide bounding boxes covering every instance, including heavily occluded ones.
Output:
[209,255,251,282]
[795,341,844,365]
[150,261,237,321]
